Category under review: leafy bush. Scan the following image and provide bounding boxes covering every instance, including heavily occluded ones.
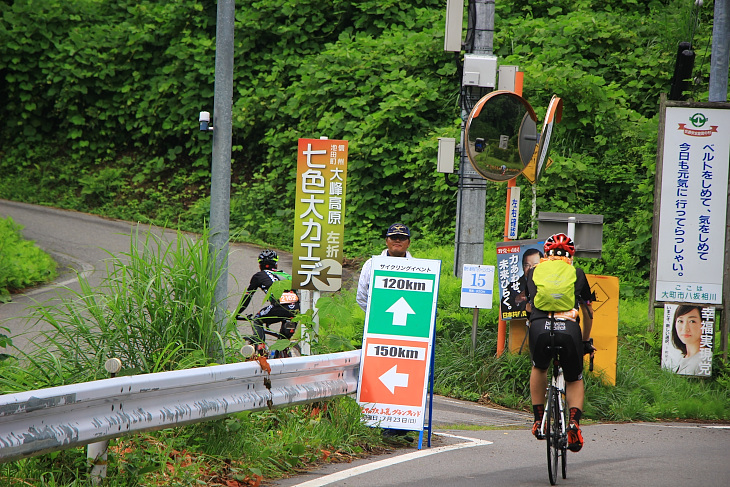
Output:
[2,0,714,296]
[0,217,57,302]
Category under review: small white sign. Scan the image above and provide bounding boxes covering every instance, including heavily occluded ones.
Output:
[460,264,495,309]
[507,186,520,240]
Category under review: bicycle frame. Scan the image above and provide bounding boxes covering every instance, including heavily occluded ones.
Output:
[237,315,299,358]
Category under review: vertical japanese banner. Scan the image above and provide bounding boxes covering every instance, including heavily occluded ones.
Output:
[507,186,520,240]
[292,139,348,291]
[655,107,729,304]
[661,303,715,377]
[496,240,544,320]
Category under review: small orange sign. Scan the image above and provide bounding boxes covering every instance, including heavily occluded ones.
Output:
[358,337,429,408]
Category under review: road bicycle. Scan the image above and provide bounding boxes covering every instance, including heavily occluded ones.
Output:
[236,314,301,359]
[539,316,594,485]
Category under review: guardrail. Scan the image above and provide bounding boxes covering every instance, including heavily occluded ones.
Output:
[0,350,361,463]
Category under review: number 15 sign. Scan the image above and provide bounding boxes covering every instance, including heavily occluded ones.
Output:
[460,264,495,309]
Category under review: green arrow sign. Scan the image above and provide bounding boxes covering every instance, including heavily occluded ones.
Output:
[365,258,441,339]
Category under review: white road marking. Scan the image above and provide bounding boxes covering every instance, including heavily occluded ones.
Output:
[289,433,492,487]
[635,423,730,430]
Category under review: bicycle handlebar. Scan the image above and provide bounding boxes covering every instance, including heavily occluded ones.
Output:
[586,338,595,372]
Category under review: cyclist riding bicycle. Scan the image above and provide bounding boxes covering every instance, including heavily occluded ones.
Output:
[524,233,595,452]
[237,249,300,354]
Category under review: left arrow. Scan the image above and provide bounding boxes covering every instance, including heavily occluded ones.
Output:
[386,297,415,326]
[379,365,409,394]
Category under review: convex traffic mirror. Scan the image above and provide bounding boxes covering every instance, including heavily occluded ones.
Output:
[465,90,538,182]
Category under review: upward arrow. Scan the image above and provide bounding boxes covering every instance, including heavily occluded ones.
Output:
[386,297,415,326]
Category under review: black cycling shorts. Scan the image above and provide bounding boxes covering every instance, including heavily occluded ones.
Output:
[528,318,584,382]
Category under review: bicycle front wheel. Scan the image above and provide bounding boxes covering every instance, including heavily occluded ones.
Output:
[546,386,560,485]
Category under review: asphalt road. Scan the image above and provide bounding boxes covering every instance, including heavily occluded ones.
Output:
[2,200,729,486]
[273,422,730,487]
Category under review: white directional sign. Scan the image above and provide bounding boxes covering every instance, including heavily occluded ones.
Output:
[379,365,409,394]
[357,257,441,430]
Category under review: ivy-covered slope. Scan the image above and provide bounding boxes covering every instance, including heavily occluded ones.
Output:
[0,0,717,294]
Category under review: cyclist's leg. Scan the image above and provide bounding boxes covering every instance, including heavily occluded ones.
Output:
[559,321,586,451]
[258,304,296,339]
[252,305,275,353]
[269,304,297,338]
[565,380,584,411]
[528,319,551,438]
[530,367,549,405]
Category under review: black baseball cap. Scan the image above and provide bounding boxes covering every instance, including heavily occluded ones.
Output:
[385,223,410,238]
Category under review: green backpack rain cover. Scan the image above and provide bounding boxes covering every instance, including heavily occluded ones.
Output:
[532,259,577,311]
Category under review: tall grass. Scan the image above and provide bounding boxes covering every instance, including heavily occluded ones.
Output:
[0,216,57,303]
[0,227,388,486]
[1,226,240,392]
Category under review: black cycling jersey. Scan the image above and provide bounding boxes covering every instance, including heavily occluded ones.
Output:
[239,269,298,312]
[239,268,300,345]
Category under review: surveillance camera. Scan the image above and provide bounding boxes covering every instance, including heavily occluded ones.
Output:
[199,111,212,132]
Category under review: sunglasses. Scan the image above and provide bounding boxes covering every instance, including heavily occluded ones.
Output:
[387,235,409,241]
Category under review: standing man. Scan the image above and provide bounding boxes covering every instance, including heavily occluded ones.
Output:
[356,222,413,441]
[524,233,595,452]
[357,223,413,312]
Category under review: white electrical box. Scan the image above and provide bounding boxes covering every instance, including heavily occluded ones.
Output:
[498,65,519,91]
[462,54,497,88]
[444,0,465,52]
[437,137,456,174]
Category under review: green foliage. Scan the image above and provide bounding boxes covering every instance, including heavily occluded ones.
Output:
[0,217,57,302]
[0,1,721,298]
[312,288,363,351]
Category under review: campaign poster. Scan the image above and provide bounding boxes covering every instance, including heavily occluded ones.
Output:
[661,303,714,377]
[496,239,544,320]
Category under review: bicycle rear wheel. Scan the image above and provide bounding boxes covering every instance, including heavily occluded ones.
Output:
[546,386,559,485]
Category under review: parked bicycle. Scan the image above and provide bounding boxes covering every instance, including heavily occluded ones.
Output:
[237,314,301,359]
[539,316,594,485]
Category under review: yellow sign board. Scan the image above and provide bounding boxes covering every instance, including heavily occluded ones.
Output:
[585,274,619,386]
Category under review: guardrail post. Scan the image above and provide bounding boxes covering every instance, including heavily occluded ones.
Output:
[87,358,122,484]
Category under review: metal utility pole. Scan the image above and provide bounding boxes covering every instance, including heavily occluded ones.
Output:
[453,0,495,277]
[709,0,729,103]
[209,0,235,357]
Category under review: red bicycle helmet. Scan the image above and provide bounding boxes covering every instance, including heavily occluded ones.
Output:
[543,233,576,257]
